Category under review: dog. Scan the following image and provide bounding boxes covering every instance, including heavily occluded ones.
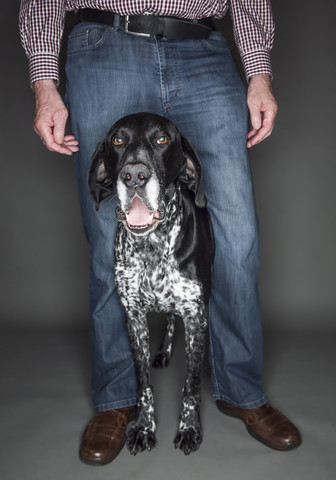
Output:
[88,113,214,455]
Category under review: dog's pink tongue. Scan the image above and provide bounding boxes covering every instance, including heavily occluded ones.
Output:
[127,196,154,226]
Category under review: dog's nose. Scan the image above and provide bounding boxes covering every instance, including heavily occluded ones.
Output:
[120,163,151,188]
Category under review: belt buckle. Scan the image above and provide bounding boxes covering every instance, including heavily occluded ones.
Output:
[124,15,151,38]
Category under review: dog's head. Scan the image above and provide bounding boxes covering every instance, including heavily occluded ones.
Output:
[88,113,206,236]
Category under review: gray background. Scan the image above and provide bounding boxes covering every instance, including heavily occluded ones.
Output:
[1,1,336,480]
[1,1,336,329]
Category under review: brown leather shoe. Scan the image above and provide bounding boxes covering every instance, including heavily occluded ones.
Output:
[79,406,136,466]
[217,401,301,451]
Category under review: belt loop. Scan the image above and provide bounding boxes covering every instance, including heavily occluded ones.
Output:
[113,13,120,30]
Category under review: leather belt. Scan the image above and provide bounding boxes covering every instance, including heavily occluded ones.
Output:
[77,9,214,39]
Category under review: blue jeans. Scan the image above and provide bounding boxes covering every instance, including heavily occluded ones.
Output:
[65,15,267,411]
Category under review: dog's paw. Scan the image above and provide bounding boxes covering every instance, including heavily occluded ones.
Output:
[152,350,171,369]
[126,425,156,455]
[174,426,202,455]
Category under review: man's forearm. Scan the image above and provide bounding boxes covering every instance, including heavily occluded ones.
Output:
[19,0,65,86]
[229,0,275,81]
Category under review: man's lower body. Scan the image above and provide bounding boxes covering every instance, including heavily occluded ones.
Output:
[65,15,301,464]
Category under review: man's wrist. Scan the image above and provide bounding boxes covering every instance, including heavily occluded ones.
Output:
[32,79,65,117]
[248,74,272,86]
[32,79,57,93]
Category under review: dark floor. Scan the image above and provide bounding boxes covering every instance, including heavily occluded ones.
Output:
[1,321,336,480]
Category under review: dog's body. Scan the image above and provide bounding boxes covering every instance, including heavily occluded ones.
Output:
[88,113,214,455]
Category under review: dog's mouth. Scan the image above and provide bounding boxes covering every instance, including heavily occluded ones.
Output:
[117,195,162,235]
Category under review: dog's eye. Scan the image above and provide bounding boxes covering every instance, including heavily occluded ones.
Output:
[157,136,168,145]
[113,137,124,146]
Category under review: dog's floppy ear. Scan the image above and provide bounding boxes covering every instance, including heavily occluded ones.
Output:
[87,141,114,210]
[179,136,207,208]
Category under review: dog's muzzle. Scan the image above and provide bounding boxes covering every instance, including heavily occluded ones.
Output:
[116,163,164,236]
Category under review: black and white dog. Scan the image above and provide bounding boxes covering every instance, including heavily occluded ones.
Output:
[88,113,214,455]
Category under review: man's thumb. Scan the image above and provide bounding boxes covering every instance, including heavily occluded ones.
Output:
[53,108,68,144]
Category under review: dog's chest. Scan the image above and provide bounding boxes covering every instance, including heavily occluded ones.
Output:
[114,220,202,314]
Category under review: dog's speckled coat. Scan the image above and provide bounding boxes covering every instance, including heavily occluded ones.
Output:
[88,113,214,455]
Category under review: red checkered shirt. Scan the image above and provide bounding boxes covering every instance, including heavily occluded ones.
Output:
[19,1,275,86]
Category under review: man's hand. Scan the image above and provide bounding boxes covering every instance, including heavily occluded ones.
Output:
[246,74,278,148]
[32,79,79,155]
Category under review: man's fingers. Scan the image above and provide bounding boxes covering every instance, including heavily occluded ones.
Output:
[53,124,66,145]
[36,122,55,149]
[34,112,79,155]
[247,128,258,143]
[247,101,264,146]
[64,135,77,142]
[64,135,79,147]
[35,123,77,155]
[247,108,276,148]
[247,127,269,148]
[249,107,262,133]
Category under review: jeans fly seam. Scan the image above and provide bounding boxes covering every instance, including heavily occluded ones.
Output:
[172,44,181,108]
[154,37,169,113]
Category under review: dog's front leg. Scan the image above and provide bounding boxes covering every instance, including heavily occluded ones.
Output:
[125,311,157,455]
[152,313,176,369]
[174,310,207,455]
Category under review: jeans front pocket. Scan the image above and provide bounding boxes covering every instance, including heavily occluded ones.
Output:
[67,23,110,55]
[201,31,230,53]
